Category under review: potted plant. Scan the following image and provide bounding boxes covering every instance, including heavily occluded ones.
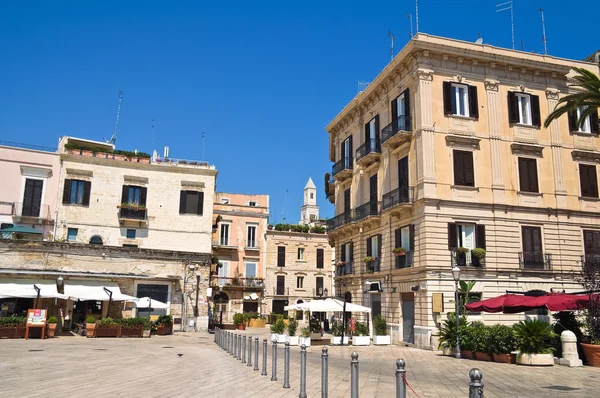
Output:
[270,317,287,343]
[233,313,246,330]
[95,317,120,337]
[513,319,555,366]
[156,315,173,335]
[86,316,96,338]
[309,317,323,340]
[455,247,469,256]
[471,248,486,267]
[472,324,493,361]
[373,315,391,345]
[0,316,26,338]
[46,316,58,338]
[392,247,406,256]
[352,322,370,346]
[460,325,475,359]
[143,319,151,338]
[489,324,517,364]
[299,327,311,347]
[286,318,299,346]
[363,256,375,263]
[437,312,468,356]
[580,258,600,366]
[120,317,146,337]
[242,312,252,327]
[330,321,348,345]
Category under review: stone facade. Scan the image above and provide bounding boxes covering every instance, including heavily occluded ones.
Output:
[326,34,600,348]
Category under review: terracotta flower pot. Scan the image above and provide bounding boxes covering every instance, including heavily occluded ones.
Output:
[475,352,493,361]
[86,323,96,338]
[581,343,600,367]
[237,324,246,330]
[461,350,473,359]
[46,323,57,338]
[493,353,517,364]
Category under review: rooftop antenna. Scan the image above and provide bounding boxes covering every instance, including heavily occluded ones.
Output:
[201,132,206,160]
[358,81,370,93]
[521,40,524,51]
[415,0,419,32]
[496,1,515,50]
[407,14,413,38]
[388,31,395,62]
[281,189,288,224]
[539,8,548,55]
[152,119,155,147]
[108,90,123,146]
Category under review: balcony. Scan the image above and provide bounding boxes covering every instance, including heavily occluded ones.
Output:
[519,252,551,270]
[11,202,53,224]
[451,249,485,267]
[382,187,414,213]
[212,239,238,250]
[273,287,290,296]
[245,240,260,251]
[365,257,380,273]
[335,262,353,276]
[326,211,355,231]
[395,251,414,269]
[381,116,412,148]
[332,157,353,181]
[355,139,381,168]
[211,276,265,290]
[582,255,600,270]
[354,201,381,223]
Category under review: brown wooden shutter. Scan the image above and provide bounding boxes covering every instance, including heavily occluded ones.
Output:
[179,191,186,214]
[364,121,370,144]
[366,237,372,257]
[409,224,415,252]
[277,246,286,267]
[391,98,398,123]
[348,135,353,160]
[508,92,518,124]
[591,109,600,134]
[468,85,479,119]
[377,234,382,259]
[568,110,577,132]
[349,242,354,263]
[340,244,346,262]
[475,225,486,249]
[531,95,541,127]
[374,115,380,137]
[82,181,91,206]
[62,179,72,204]
[317,248,324,269]
[529,159,539,193]
[448,223,457,250]
[464,151,474,187]
[403,88,410,122]
[121,185,129,204]
[580,164,599,198]
[443,82,452,115]
[453,151,465,186]
[197,191,204,215]
[140,187,147,206]
[395,228,401,249]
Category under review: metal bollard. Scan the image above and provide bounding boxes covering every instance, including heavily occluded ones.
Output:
[238,334,242,360]
[247,335,252,367]
[242,336,246,363]
[469,369,484,398]
[283,342,290,389]
[321,347,328,398]
[271,340,278,381]
[395,359,406,398]
[299,344,307,398]
[214,327,217,343]
[226,332,230,353]
[233,333,237,358]
[350,352,359,398]
[261,339,268,376]
[254,337,259,371]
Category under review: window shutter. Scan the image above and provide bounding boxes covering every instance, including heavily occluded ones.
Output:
[464,151,474,186]
[140,187,147,206]
[395,228,401,249]
[179,191,186,214]
[531,95,541,127]
[468,85,479,119]
[391,98,398,123]
[568,111,577,132]
[121,185,129,204]
[443,82,452,115]
[377,234,382,259]
[508,92,518,124]
[62,179,72,204]
[277,246,286,267]
[453,151,465,186]
[340,141,345,160]
[197,191,204,215]
[82,181,91,206]
[448,223,457,250]
[366,238,372,257]
[341,244,346,262]
[374,115,380,137]
[409,224,415,252]
[317,248,324,269]
[518,158,530,192]
[348,135,353,160]
[591,109,600,134]
[349,242,354,263]
[529,159,539,193]
[532,227,542,252]
[364,121,369,144]
[580,165,599,198]
[403,88,410,121]
[475,224,486,249]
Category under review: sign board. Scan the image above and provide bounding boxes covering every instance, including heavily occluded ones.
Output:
[206,287,212,297]
[432,293,444,313]
[25,309,47,340]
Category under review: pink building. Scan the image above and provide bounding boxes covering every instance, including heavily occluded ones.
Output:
[0,143,60,240]
[211,192,269,322]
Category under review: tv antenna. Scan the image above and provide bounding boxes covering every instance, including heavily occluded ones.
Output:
[281,189,288,223]
[408,14,413,38]
[388,31,395,62]
[496,1,515,50]
[358,81,370,93]
[415,0,419,32]
[475,32,483,45]
[201,132,206,160]
[108,90,123,145]
[152,119,155,147]
[539,8,547,55]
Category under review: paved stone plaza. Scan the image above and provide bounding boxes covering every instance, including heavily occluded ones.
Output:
[1,327,600,397]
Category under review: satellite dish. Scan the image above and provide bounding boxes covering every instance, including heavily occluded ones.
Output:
[475,38,484,44]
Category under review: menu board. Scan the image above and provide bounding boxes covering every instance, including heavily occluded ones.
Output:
[27,309,47,326]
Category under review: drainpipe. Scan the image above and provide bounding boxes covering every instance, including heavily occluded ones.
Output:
[53,158,63,241]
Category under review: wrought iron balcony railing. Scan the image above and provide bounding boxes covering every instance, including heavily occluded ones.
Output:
[12,202,52,220]
[356,139,381,162]
[382,187,414,211]
[582,254,600,268]
[451,249,485,267]
[365,257,380,273]
[332,157,353,178]
[381,115,412,144]
[335,262,353,276]
[211,276,265,289]
[326,211,354,231]
[354,201,381,222]
[273,287,290,296]
[118,207,147,221]
[395,251,414,269]
[519,252,551,270]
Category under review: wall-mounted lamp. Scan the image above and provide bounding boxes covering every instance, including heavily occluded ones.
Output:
[411,285,420,292]
[389,287,397,293]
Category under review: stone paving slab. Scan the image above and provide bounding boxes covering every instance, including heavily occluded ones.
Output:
[0,328,599,397]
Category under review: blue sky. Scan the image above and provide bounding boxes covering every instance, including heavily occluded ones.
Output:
[1,1,597,222]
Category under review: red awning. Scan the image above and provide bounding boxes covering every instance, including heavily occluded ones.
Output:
[465,293,597,314]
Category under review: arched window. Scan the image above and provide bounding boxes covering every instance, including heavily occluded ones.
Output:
[89,235,103,245]
[296,299,304,320]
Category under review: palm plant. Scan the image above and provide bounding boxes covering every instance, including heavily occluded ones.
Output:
[543,65,600,131]
[437,312,468,350]
[513,319,556,354]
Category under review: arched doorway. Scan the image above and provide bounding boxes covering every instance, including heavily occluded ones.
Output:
[296,299,304,320]
[213,292,229,325]
[89,235,103,245]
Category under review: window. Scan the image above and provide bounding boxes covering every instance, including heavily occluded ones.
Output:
[340,242,353,269]
[217,261,230,285]
[577,107,592,133]
[89,235,103,245]
[453,150,474,187]
[277,246,286,267]
[62,179,91,206]
[220,224,230,245]
[459,292,482,315]
[580,164,599,198]
[136,284,169,316]
[508,92,541,127]
[316,277,324,296]
[245,262,256,279]
[248,201,257,207]
[364,115,380,151]
[568,107,599,134]
[391,89,410,130]
[67,228,78,242]
[276,275,285,295]
[521,226,544,268]
[297,276,304,289]
[179,190,204,215]
[518,157,539,193]
[297,247,305,260]
[365,234,381,272]
[310,193,314,199]
[341,135,353,166]
[126,229,136,239]
[443,82,478,118]
[121,185,146,206]
[22,178,44,217]
[394,225,415,269]
[447,223,486,266]
[584,230,600,256]
[316,248,324,269]
[247,225,257,248]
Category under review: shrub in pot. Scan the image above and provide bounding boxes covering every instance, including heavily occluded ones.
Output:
[286,318,299,346]
[488,324,517,363]
[513,319,555,366]
[46,316,58,338]
[270,317,287,343]
[0,316,26,338]
[309,317,323,340]
[86,316,96,338]
[472,324,493,361]
[330,321,348,345]
[95,317,120,337]
[299,327,311,347]
[460,325,476,359]
[352,322,370,346]
[580,258,600,366]
[156,315,173,335]
[373,315,391,345]
[233,313,246,330]
[437,312,468,355]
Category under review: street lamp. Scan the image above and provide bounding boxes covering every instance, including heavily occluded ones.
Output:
[324,288,328,297]
[452,266,461,359]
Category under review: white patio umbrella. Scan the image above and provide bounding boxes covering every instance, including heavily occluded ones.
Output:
[292,298,373,337]
[134,297,169,309]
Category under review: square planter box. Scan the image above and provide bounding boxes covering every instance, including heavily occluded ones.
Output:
[286,335,299,346]
[95,326,120,337]
[298,337,311,347]
[331,336,349,345]
[310,333,322,340]
[0,326,19,339]
[157,324,173,335]
[352,336,371,346]
[120,327,144,337]
[517,353,554,366]
[373,335,391,345]
[270,334,287,343]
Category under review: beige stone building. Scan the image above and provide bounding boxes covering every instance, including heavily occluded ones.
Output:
[210,192,269,322]
[325,34,600,348]
[264,179,333,316]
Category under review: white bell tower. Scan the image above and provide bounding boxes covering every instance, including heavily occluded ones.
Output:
[300,177,319,226]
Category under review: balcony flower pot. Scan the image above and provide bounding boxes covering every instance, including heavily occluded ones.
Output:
[331,336,349,345]
[475,351,492,361]
[493,353,517,364]
[286,335,299,346]
[156,324,173,335]
[581,343,600,367]
[461,350,473,359]
[516,353,554,366]
[352,335,371,346]
[298,336,311,347]
[373,335,391,345]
